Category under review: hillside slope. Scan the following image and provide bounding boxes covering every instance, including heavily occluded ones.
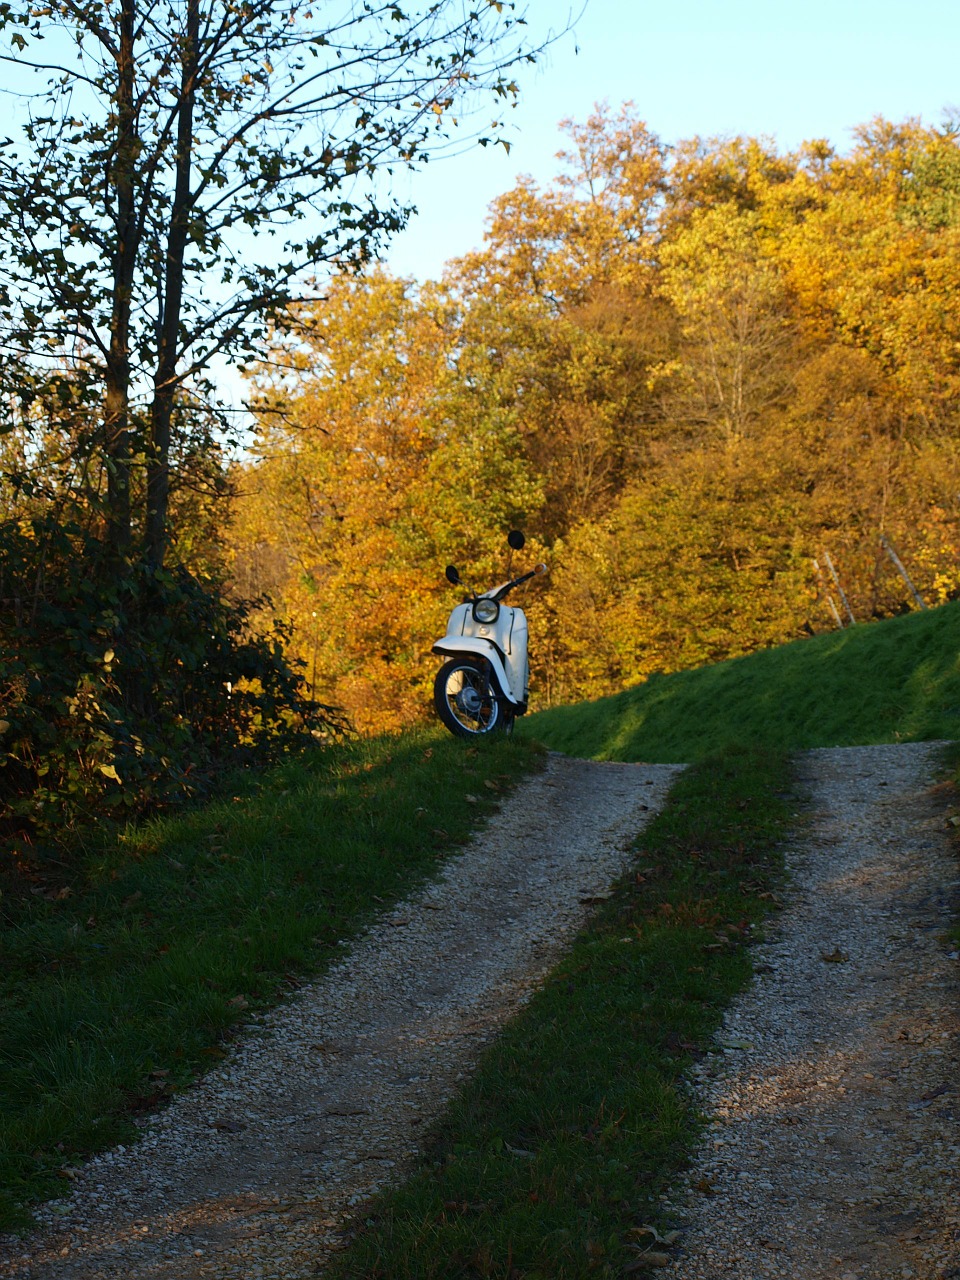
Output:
[527,601,960,762]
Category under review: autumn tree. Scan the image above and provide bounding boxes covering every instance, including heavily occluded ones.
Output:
[454,102,666,306]
[661,133,797,231]
[234,271,542,732]
[443,106,673,531]
[0,0,562,840]
[764,119,960,617]
[656,203,799,447]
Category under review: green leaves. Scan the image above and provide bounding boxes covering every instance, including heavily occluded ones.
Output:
[0,0,552,578]
[0,517,348,849]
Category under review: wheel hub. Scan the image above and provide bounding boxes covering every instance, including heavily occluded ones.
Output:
[457,685,484,716]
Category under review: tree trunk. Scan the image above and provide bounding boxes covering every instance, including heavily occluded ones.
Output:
[104,0,138,558]
[146,0,199,570]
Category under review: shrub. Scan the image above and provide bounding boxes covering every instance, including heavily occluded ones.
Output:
[0,516,345,851]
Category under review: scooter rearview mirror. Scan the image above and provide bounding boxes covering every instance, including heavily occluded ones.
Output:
[507,530,525,551]
[445,565,461,586]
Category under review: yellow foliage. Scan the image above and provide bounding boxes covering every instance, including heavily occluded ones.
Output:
[225,111,960,726]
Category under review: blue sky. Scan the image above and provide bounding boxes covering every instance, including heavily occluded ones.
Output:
[383,0,960,281]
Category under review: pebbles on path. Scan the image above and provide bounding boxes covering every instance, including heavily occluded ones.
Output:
[666,742,960,1280]
[0,753,681,1280]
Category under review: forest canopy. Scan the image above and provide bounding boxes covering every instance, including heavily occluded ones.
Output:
[232,105,960,734]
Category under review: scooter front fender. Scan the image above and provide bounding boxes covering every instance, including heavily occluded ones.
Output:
[431,638,519,708]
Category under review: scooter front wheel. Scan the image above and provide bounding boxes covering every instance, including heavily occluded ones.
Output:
[434,658,505,738]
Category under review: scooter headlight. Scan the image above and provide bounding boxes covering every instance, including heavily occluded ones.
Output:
[472,598,500,624]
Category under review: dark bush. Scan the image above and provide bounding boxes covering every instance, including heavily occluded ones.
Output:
[0,516,345,850]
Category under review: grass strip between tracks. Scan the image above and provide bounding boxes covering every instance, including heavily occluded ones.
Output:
[0,729,542,1234]
[326,745,795,1280]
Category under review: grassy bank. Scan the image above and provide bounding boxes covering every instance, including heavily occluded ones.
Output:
[0,729,541,1232]
[326,747,793,1279]
[527,601,960,761]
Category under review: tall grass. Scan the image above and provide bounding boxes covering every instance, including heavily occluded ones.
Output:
[527,601,960,761]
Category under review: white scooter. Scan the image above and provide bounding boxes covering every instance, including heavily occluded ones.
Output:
[432,531,546,738]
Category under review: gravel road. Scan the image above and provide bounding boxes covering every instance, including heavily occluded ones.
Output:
[666,741,960,1280]
[0,753,682,1279]
[2,742,957,1280]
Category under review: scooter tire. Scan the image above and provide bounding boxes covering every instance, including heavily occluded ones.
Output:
[434,658,507,738]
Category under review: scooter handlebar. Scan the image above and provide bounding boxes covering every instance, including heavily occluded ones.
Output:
[493,563,547,601]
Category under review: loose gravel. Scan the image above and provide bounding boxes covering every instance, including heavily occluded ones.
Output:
[665,741,960,1280]
[0,753,681,1280]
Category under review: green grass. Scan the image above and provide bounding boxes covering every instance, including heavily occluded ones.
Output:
[0,728,542,1232]
[326,747,794,1279]
[526,601,960,761]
